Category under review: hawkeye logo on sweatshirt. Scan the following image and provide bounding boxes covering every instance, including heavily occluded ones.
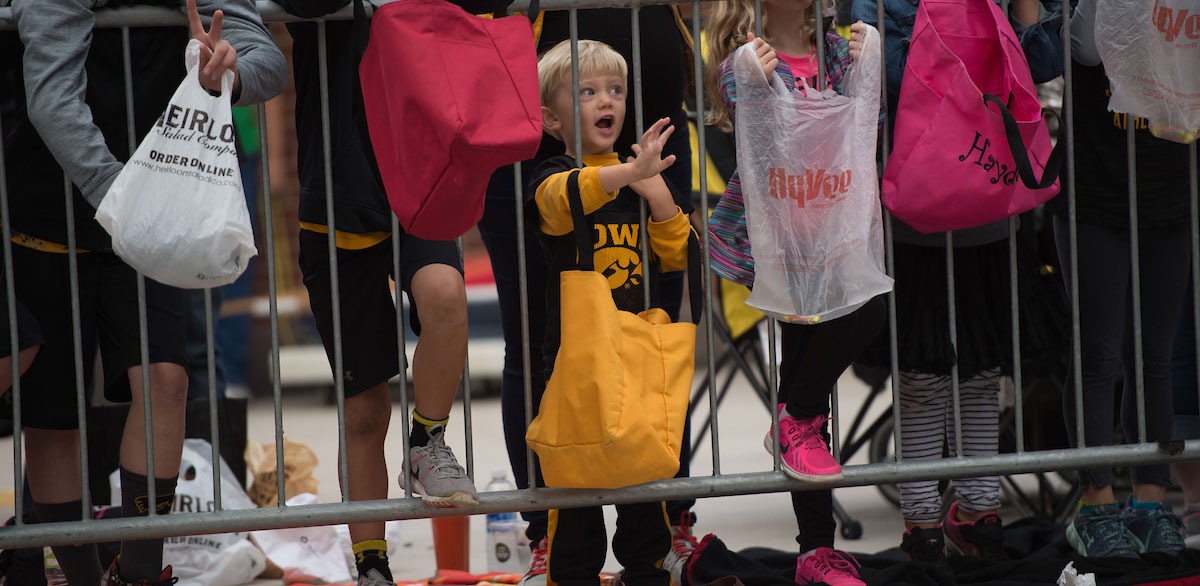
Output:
[593,223,642,291]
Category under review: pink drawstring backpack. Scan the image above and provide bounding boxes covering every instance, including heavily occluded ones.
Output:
[881,0,1063,234]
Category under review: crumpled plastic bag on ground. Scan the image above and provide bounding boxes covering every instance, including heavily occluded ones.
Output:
[244,437,320,508]
[249,493,404,585]
[1057,561,1097,586]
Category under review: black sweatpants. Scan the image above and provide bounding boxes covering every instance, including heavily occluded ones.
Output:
[1054,217,1191,488]
[546,502,672,586]
[778,295,887,552]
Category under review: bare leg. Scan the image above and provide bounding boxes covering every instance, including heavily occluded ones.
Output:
[121,362,188,476]
[1174,462,1200,504]
[408,265,467,420]
[343,382,391,542]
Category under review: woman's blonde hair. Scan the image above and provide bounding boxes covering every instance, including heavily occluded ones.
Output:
[704,0,821,132]
[538,39,628,110]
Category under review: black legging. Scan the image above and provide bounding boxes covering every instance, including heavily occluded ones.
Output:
[778,294,886,552]
[1054,217,1191,488]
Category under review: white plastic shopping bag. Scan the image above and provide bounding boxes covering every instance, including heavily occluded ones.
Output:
[1095,0,1200,143]
[112,439,265,586]
[734,26,892,323]
[250,494,352,584]
[95,39,257,288]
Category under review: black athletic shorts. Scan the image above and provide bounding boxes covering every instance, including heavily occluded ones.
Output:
[12,245,187,430]
[298,229,463,397]
[0,257,43,359]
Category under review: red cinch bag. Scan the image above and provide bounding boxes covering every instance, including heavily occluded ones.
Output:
[357,0,542,240]
[881,0,1064,234]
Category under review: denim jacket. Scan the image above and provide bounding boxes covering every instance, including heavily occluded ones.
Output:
[852,0,1064,100]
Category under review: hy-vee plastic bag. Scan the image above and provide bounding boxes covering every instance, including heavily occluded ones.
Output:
[733,26,892,323]
[1095,0,1200,143]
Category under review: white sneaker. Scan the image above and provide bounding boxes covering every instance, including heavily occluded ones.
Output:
[358,569,397,586]
[663,513,700,586]
[518,538,548,586]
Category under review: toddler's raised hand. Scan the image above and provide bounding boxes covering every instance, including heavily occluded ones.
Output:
[849,21,870,61]
[627,117,677,182]
[747,32,779,80]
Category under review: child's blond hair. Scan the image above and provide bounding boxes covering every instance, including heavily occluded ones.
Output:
[538,39,628,115]
[704,0,825,132]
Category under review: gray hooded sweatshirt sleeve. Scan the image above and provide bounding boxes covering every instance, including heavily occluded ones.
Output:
[11,0,288,209]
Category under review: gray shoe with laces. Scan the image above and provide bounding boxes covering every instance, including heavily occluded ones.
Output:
[1122,500,1186,555]
[399,425,479,508]
[1066,503,1141,558]
[358,569,397,586]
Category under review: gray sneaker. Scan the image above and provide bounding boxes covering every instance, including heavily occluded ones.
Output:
[1066,503,1141,558]
[399,425,479,508]
[1122,501,1186,555]
[358,569,397,586]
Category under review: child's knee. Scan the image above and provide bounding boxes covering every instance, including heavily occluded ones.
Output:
[414,269,467,331]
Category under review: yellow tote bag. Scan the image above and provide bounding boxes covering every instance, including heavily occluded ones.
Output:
[525,170,697,489]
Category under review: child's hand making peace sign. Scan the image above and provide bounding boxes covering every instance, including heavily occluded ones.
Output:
[188,0,241,97]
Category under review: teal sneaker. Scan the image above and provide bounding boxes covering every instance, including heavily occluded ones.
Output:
[1066,503,1142,558]
[1122,500,1185,555]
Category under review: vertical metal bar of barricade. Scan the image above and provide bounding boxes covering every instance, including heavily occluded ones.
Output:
[257,102,288,507]
[570,11,584,167]
[752,0,782,474]
[1009,218,1023,453]
[1191,144,1199,437]
[877,0,903,464]
[632,6,652,312]
[692,3,721,475]
[946,232,962,458]
[1063,0,1085,449]
[316,21,352,501]
[459,238,475,481]
[0,114,23,526]
[814,0,839,460]
[65,175,91,516]
[393,216,414,498]
[123,26,158,513]
[1190,143,1199,427]
[205,289,222,510]
[514,161,538,486]
[1126,122,1146,443]
[815,0,826,92]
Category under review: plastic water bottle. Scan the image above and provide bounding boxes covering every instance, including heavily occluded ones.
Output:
[43,547,68,586]
[485,468,523,573]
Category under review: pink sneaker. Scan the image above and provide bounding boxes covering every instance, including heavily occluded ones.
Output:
[763,408,843,481]
[794,548,864,586]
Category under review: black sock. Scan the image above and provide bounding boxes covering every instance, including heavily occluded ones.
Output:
[33,500,103,586]
[118,468,177,582]
[409,411,448,448]
[353,539,393,581]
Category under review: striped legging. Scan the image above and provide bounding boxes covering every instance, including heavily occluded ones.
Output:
[898,368,1002,524]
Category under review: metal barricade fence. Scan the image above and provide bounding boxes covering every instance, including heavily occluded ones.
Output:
[0,0,1195,551]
